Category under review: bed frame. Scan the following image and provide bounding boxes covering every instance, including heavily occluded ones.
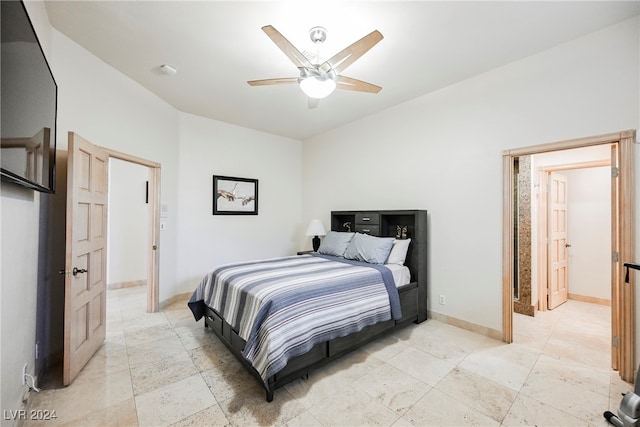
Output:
[201,209,428,402]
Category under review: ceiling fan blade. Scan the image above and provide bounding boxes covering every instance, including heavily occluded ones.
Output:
[261,25,314,69]
[336,76,382,93]
[247,77,298,86]
[308,98,319,109]
[324,30,383,74]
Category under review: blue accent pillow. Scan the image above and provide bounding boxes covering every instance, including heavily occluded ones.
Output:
[318,231,355,257]
[343,233,395,264]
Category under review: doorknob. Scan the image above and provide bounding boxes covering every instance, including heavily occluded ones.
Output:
[72,267,88,276]
[565,243,572,248]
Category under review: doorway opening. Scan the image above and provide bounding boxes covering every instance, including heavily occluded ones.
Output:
[502,130,636,382]
[103,147,160,313]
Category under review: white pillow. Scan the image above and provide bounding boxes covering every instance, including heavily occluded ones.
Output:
[318,231,354,257]
[343,233,395,264]
[386,238,411,265]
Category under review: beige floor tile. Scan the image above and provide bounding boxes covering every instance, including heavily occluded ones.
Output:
[174,322,212,351]
[306,384,400,426]
[124,322,177,348]
[122,311,171,331]
[168,403,230,427]
[402,388,499,426]
[520,359,610,424]
[354,363,430,415]
[130,351,199,396]
[127,334,188,367]
[284,410,323,427]
[188,339,238,372]
[435,367,518,423]
[200,360,263,403]
[284,364,359,410]
[501,394,586,426]
[410,324,491,365]
[47,368,134,423]
[525,353,610,397]
[543,335,611,370]
[80,341,130,377]
[360,332,412,361]
[135,374,216,427]
[62,398,139,427]
[218,385,306,426]
[456,344,534,391]
[387,346,456,387]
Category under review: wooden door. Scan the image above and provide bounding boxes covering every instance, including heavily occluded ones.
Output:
[548,172,569,310]
[63,132,108,385]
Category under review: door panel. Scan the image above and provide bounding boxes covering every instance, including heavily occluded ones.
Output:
[63,132,108,385]
[548,172,569,310]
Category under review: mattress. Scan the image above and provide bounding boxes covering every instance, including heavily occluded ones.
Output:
[385,263,411,287]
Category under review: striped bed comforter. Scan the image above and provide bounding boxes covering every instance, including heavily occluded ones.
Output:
[188,254,401,383]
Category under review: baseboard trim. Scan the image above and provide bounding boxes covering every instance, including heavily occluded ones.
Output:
[108,280,146,290]
[159,292,191,311]
[428,310,502,341]
[568,293,611,306]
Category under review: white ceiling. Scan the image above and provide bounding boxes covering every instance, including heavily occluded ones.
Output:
[43,1,640,140]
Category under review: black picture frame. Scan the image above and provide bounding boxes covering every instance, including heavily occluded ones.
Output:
[213,175,258,215]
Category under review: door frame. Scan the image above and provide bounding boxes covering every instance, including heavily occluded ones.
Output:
[102,147,161,313]
[537,159,611,312]
[502,129,636,381]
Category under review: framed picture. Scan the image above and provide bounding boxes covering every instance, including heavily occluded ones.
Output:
[213,175,258,215]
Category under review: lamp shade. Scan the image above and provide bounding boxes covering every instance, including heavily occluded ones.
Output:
[299,77,336,99]
[305,219,326,236]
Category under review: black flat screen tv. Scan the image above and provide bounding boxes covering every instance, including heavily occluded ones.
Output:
[1,0,57,193]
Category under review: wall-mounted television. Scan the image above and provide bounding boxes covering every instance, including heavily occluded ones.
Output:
[1,0,57,193]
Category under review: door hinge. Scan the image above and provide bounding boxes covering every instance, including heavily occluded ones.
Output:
[613,336,620,347]
[613,252,620,262]
[612,166,619,178]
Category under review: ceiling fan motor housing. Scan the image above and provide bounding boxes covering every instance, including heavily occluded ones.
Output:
[309,26,327,44]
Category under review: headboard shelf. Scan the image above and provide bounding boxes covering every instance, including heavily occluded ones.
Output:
[331,209,429,322]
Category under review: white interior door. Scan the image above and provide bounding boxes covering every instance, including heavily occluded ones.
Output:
[63,132,108,385]
[548,172,569,310]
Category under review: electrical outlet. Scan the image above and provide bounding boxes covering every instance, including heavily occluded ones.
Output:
[439,295,445,305]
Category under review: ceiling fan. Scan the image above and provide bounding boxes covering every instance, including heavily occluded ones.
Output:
[247,25,383,108]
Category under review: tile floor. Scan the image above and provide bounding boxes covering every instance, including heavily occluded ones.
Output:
[25,286,629,426]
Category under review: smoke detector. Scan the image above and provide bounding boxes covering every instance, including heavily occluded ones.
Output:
[159,64,177,76]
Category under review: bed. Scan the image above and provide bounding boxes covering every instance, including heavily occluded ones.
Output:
[188,209,428,402]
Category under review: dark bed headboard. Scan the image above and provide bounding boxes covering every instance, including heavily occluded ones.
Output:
[330,210,428,322]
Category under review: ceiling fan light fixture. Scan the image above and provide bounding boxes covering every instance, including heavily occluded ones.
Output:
[299,76,336,99]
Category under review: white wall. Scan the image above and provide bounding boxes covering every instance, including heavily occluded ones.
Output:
[107,159,149,286]
[0,186,42,423]
[0,1,53,421]
[175,113,302,294]
[50,30,181,303]
[565,167,611,300]
[302,17,639,333]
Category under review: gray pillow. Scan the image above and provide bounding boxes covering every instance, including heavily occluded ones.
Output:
[343,233,395,264]
[317,231,355,257]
